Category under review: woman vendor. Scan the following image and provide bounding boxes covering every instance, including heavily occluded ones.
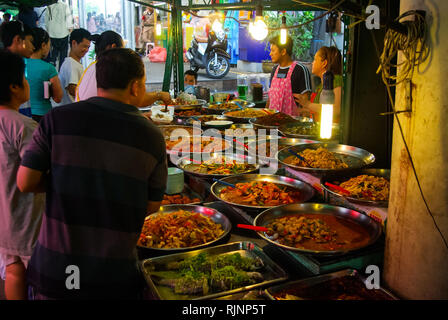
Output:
[266,34,312,116]
[294,46,342,122]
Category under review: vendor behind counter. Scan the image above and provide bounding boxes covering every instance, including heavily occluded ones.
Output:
[266,34,312,116]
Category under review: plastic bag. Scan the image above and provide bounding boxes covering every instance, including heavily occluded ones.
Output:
[148,46,167,62]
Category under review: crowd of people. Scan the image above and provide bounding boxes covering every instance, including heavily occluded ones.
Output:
[0,15,174,299]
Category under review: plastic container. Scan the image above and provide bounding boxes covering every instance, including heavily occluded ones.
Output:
[165,167,184,194]
[237,75,248,100]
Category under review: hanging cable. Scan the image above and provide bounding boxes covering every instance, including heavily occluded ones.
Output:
[369,12,448,251]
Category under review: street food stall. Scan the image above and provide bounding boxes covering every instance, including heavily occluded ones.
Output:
[124,0,410,301]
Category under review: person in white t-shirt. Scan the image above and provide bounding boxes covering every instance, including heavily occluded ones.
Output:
[76,30,172,108]
[57,28,90,106]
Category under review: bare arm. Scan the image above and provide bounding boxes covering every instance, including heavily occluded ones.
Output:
[17,166,46,193]
[50,75,63,103]
[141,91,173,108]
[66,84,77,98]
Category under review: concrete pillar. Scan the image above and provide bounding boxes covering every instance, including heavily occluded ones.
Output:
[384,0,448,299]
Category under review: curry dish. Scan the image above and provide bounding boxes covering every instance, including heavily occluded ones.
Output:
[264,214,371,251]
[284,147,348,169]
[219,181,302,207]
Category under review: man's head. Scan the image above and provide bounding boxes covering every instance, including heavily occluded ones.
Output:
[96,48,146,106]
[3,13,11,22]
[269,34,293,64]
[184,70,198,86]
[69,28,91,60]
[0,49,30,107]
[1,21,34,58]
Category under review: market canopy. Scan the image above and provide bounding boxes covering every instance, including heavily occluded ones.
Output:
[0,0,56,9]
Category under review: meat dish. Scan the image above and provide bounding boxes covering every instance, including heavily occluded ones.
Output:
[284,147,348,169]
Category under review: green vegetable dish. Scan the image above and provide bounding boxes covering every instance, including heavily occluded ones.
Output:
[150,252,265,297]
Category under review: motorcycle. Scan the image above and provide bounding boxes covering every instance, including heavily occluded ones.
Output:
[186,28,231,79]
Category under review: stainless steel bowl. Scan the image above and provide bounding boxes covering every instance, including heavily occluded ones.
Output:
[320,169,390,207]
[276,143,376,176]
[253,203,382,255]
[184,115,229,126]
[279,122,340,140]
[175,153,260,179]
[211,174,315,210]
[137,204,232,253]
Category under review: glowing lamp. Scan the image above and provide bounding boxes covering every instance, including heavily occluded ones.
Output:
[320,71,335,139]
[280,16,287,44]
[249,6,268,41]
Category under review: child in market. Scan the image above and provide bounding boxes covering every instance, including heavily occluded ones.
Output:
[0,49,45,300]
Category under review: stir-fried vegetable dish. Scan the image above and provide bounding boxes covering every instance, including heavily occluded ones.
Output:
[138,210,224,248]
[284,147,348,169]
[337,175,389,201]
[184,158,257,175]
[219,181,302,207]
[225,109,275,118]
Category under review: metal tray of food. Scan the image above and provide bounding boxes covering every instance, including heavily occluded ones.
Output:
[184,115,229,126]
[140,241,288,300]
[154,99,207,111]
[165,135,233,155]
[276,143,376,176]
[211,174,315,210]
[158,125,202,139]
[278,121,319,139]
[248,114,302,131]
[173,107,207,119]
[161,185,203,206]
[175,153,260,179]
[204,101,255,114]
[222,108,278,123]
[321,169,390,207]
[137,204,231,254]
[253,203,382,255]
[265,269,397,300]
[247,137,319,163]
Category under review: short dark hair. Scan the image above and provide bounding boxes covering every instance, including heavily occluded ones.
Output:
[269,34,293,57]
[96,48,145,90]
[3,13,11,20]
[0,49,25,104]
[1,21,33,48]
[184,69,198,81]
[69,28,91,48]
[90,30,123,57]
[31,27,49,52]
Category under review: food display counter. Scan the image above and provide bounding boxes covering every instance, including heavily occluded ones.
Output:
[138,98,394,300]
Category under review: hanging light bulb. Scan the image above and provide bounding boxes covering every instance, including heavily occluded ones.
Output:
[249,6,268,41]
[280,15,287,44]
[320,71,335,139]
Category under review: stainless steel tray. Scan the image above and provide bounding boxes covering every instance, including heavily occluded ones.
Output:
[247,137,319,163]
[204,101,255,114]
[140,241,288,300]
[265,269,397,300]
[165,136,233,155]
[253,203,382,255]
[158,125,202,139]
[175,153,260,179]
[210,174,315,210]
[321,169,390,207]
[222,108,278,123]
[137,204,231,253]
[276,143,376,176]
[154,99,207,110]
[162,185,203,206]
[184,115,229,126]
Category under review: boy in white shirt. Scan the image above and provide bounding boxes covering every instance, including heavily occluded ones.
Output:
[57,28,90,106]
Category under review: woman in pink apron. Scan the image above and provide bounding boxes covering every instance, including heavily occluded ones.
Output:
[267,34,312,116]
